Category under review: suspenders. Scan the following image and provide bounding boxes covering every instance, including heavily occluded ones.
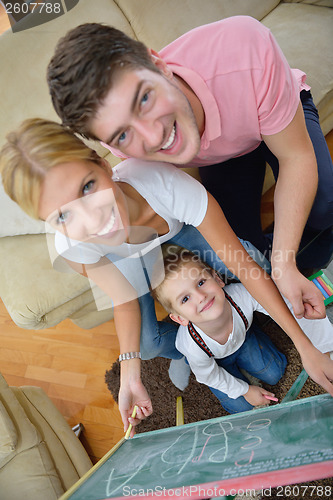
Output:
[224,290,249,330]
[187,290,249,358]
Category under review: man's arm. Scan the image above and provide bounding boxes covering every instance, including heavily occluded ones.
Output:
[262,101,325,319]
[197,193,333,396]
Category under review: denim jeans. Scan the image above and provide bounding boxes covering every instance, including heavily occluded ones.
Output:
[139,224,271,360]
[199,91,333,261]
[209,323,287,414]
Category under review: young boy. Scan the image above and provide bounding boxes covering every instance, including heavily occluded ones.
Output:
[152,245,333,414]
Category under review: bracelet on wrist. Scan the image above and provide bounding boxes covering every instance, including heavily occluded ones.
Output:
[118,351,141,362]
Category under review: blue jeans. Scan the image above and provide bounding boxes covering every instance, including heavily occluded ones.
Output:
[264,90,333,231]
[200,91,333,262]
[139,224,271,360]
[209,324,287,414]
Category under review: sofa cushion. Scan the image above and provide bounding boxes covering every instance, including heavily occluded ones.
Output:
[0,443,64,500]
[0,401,17,456]
[261,2,333,135]
[0,375,40,469]
[0,234,94,328]
[0,183,48,237]
[116,0,280,49]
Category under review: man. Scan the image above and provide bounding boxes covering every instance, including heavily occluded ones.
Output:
[47,16,333,320]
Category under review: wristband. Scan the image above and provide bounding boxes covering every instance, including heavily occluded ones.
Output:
[118,351,141,362]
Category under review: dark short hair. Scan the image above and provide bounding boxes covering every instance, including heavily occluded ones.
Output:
[47,23,160,139]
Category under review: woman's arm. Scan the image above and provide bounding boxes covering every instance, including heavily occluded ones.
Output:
[66,257,153,434]
[197,194,333,396]
[114,300,152,436]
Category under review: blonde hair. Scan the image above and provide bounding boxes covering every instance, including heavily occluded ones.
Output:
[0,118,106,219]
[151,244,212,313]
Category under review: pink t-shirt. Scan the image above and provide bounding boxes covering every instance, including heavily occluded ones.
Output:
[106,16,310,167]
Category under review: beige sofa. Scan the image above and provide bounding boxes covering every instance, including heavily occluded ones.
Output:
[0,372,92,499]
[0,0,333,330]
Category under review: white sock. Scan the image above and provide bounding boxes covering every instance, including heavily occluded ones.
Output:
[240,368,263,387]
[168,357,191,391]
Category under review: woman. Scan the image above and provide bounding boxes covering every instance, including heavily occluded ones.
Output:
[1,118,333,436]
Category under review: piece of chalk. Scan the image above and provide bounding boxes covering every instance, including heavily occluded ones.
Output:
[264,395,278,402]
[124,405,138,439]
[317,276,333,297]
[320,273,333,294]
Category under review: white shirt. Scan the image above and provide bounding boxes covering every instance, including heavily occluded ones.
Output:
[176,283,333,399]
[53,159,208,296]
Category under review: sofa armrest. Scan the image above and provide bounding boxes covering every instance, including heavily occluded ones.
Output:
[0,401,17,457]
[12,386,92,487]
[0,374,64,499]
[0,374,92,499]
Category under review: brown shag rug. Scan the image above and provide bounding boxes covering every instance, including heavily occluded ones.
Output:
[105,313,333,500]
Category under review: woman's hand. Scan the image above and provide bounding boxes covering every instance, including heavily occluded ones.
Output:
[118,378,153,438]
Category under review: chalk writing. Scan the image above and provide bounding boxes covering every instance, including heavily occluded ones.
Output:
[247,418,271,431]
[106,460,149,497]
[192,435,211,462]
[161,427,198,477]
[64,394,333,500]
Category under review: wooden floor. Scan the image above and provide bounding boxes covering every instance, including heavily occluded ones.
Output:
[0,300,121,463]
[0,297,168,464]
[0,5,333,465]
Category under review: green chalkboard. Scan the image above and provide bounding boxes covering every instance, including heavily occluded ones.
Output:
[63,394,333,500]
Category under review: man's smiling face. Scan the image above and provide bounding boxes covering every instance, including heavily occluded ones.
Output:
[89,66,201,165]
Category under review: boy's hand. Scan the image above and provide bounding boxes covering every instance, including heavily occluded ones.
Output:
[118,380,153,438]
[244,385,277,407]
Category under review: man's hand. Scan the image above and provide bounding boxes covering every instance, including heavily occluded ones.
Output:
[244,385,277,407]
[272,265,325,320]
[118,380,153,438]
[300,346,333,397]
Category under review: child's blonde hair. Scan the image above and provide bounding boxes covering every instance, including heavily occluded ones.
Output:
[152,244,213,313]
[0,118,107,219]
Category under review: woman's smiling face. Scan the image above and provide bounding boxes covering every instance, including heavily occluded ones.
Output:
[38,160,129,245]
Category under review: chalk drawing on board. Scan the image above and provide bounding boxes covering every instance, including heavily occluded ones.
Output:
[106,460,150,497]
[60,394,333,500]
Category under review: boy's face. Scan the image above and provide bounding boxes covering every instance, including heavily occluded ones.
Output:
[163,262,226,327]
[39,160,130,246]
[89,61,201,165]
